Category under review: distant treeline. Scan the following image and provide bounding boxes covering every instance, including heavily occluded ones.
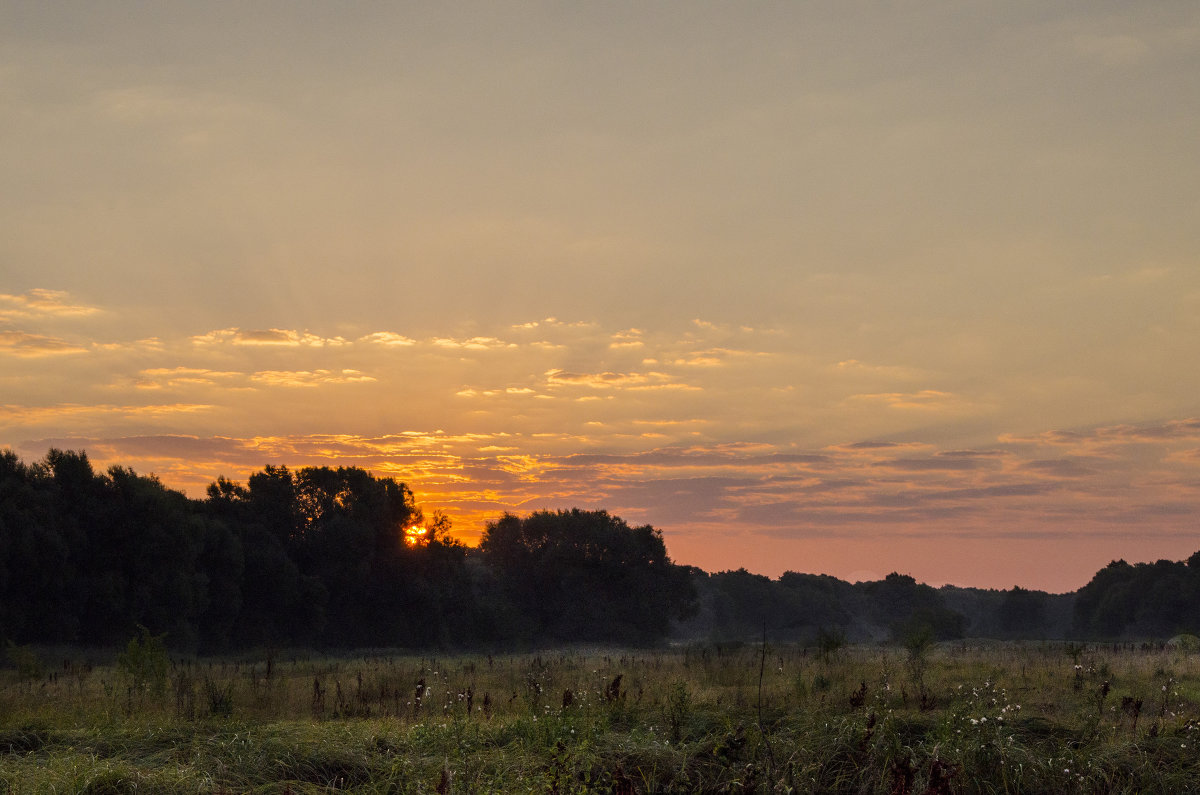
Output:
[1,449,1197,651]
[676,558,1200,646]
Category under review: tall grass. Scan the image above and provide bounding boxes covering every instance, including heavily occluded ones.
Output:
[3,641,1200,792]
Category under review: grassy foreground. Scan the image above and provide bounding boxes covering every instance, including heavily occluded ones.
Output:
[4,641,1200,793]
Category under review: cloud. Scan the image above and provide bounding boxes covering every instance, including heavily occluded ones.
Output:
[545,368,678,389]
[844,390,963,410]
[359,331,417,346]
[25,434,261,464]
[1001,419,1200,448]
[872,456,993,472]
[0,403,212,425]
[937,449,1007,459]
[672,348,764,367]
[511,318,596,331]
[0,289,100,320]
[1164,449,1200,465]
[876,483,1057,506]
[136,367,241,388]
[249,369,376,388]
[609,329,645,349]
[135,366,377,391]
[192,328,350,347]
[1019,458,1095,478]
[456,386,546,399]
[0,331,88,357]
[431,336,517,350]
[92,338,166,353]
[842,441,910,450]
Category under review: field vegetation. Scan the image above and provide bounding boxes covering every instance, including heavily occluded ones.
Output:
[6,638,1200,793]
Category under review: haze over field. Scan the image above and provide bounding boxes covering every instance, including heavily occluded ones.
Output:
[3,2,1199,592]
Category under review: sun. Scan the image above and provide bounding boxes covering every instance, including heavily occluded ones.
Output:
[404,524,428,547]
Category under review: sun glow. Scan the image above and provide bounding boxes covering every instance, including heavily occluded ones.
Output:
[404,524,428,547]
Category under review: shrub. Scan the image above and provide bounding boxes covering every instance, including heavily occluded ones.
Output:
[117,625,170,698]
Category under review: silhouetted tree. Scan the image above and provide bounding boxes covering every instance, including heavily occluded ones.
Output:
[480,509,696,644]
[859,573,965,641]
[998,585,1048,636]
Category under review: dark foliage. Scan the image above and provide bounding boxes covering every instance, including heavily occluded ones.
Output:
[683,568,968,644]
[3,447,1198,650]
[1073,556,1200,639]
[0,449,697,651]
[478,508,697,644]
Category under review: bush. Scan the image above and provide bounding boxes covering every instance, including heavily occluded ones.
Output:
[117,625,170,697]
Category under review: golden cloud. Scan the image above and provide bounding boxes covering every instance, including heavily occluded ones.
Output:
[431,336,516,350]
[191,328,350,347]
[137,367,242,388]
[0,289,101,319]
[844,390,961,410]
[359,331,417,346]
[609,329,645,349]
[92,338,166,353]
[0,403,212,424]
[0,331,88,357]
[249,369,376,388]
[544,368,677,389]
[671,347,767,367]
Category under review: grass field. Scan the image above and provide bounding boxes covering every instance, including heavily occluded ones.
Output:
[4,639,1200,793]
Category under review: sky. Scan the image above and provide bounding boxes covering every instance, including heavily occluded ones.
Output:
[2,1,1199,593]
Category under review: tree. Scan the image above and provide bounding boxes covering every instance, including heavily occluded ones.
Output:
[480,509,696,644]
[859,573,965,642]
[998,586,1048,636]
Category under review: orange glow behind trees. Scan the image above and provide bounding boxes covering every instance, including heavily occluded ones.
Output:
[404,524,428,547]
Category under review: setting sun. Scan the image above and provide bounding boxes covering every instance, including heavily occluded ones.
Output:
[404,524,428,547]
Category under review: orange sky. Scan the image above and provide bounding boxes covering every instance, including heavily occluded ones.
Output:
[3,3,1199,593]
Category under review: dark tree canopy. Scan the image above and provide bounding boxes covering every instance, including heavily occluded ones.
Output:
[480,509,697,644]
[1074,558,1200,639]
[0,452,473,651]
[0,451,698,651]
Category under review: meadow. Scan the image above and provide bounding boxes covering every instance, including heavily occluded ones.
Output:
[4,638,1200,793]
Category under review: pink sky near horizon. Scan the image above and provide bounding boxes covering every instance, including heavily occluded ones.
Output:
[3,2,1199,594]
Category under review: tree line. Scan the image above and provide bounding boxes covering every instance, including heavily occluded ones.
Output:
[676,559,1200,645]
[2,449,1197,651]
[0,449,693,652]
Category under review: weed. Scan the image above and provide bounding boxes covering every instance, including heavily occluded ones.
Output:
[116,625,169,699]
